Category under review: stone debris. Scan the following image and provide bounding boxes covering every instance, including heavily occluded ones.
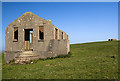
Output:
[45,64,50,66]
[14,51,39,65]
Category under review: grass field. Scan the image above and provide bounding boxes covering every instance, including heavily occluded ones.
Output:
[2,41,118,79]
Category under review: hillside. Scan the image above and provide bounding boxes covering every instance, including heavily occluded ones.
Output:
[2,41,118,79]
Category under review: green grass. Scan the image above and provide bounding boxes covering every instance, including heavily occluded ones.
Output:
[0,54,2,80]
[2,41,118,79]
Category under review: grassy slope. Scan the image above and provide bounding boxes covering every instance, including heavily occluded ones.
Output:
[0,54,2,80]
[2,41,118,79]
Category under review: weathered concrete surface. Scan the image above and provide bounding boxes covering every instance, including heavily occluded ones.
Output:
[5,12,70,63]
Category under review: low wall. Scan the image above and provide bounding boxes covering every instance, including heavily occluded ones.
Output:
[4,51,21,63]
[33,39,69,58]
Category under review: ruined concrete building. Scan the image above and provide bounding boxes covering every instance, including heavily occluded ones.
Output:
[108,39,117,41]
[5,12,70,64]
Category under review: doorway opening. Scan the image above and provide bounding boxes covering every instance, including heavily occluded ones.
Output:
[24,29,33,51]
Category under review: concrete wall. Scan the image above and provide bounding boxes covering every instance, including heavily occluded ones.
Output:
[34,39,69,58]
[5,12,70,63]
